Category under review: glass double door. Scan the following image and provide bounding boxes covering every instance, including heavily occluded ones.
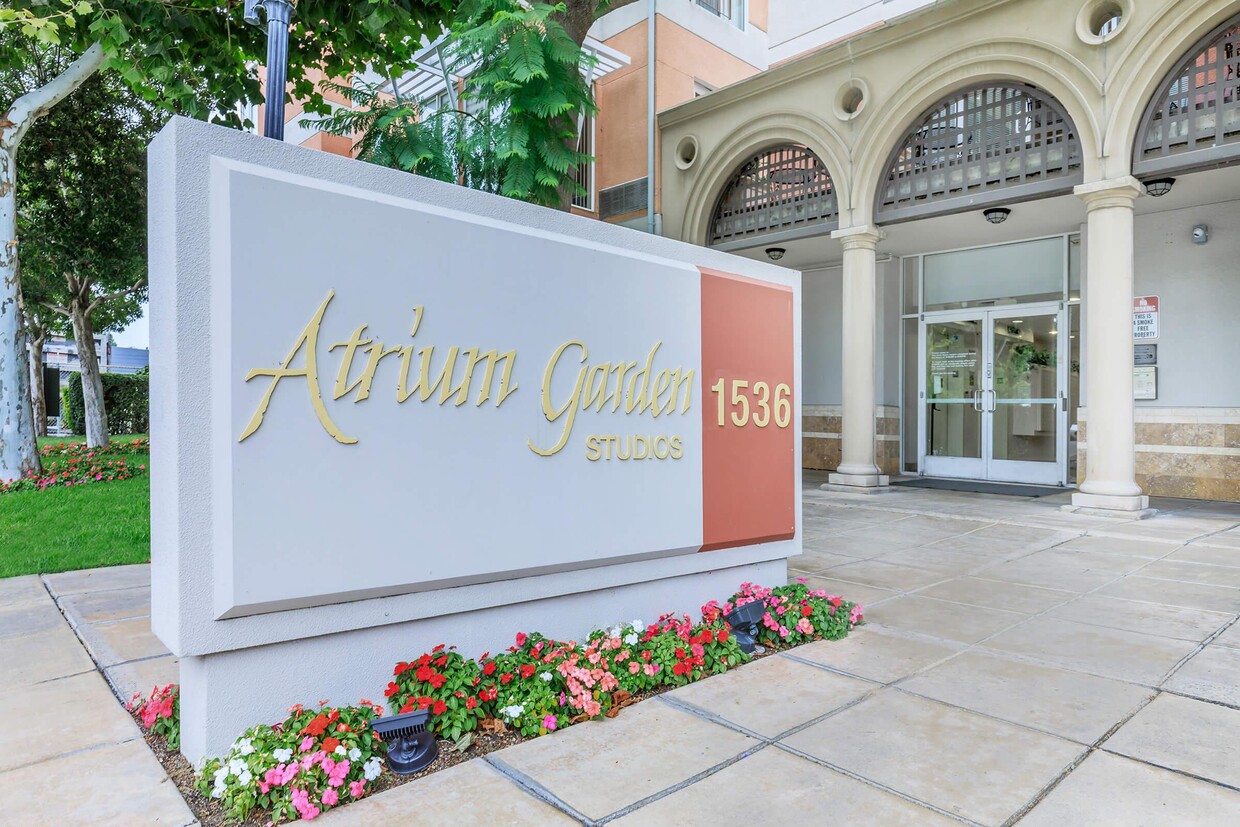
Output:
[921,303,1067,485]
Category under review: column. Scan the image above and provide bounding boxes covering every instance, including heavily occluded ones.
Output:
[1071,176,1149,514]
[828,225,888,489]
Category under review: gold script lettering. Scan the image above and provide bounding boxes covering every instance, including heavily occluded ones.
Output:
[238,291,356,444]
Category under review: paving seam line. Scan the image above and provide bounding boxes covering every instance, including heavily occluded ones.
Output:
[771,741,986,827]
[1093,746,1240,794]
[482,754,595,826]
[0,733,142,776]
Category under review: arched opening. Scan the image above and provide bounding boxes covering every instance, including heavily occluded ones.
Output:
[875,83,1083,224]
[707,144,838,247]
[1134,15,1240,177]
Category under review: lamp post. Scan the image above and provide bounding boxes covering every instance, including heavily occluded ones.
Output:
[244,0,297,141]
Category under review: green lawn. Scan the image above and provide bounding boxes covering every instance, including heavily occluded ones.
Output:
[0,434,151,579]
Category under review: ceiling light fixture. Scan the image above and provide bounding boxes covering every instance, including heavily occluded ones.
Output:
[1145,178,1175,197]
[765,247,786,261]
[983,207,1011,225]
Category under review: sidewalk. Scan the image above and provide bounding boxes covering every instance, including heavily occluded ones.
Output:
[0,569,191,826]
[4,484,1240,825]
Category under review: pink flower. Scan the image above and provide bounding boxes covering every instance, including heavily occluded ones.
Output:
[643,663,659,676]
[797,617,814,635]
[328,759,350,788]
[543,714,557,732]
[515,632,528,647]
[321,788,339,806]
[299,736,314,753]
[628,661,640,674]
[690,643,705,659]
[349,780,366,798]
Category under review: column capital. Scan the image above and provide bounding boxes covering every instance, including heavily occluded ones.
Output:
[831,224,886,250]
[1074,176,1143,210]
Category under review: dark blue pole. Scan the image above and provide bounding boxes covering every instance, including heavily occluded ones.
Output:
[245,0,296,141]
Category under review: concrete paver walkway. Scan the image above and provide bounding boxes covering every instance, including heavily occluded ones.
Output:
[5,483,1240,825]
[0,571,192,827]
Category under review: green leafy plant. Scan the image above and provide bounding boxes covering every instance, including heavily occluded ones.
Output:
[196,701,388,823]
[65,372,148,436]
[128,682,180,750]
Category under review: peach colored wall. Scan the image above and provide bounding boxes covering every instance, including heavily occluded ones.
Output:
[749,0,769,32]
[299,131,354,158]
[595,16,762,219]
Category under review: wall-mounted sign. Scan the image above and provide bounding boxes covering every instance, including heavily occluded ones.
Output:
[1133,295,1160,340]
[1134,344,1157,366]
[1134,366,1157,400]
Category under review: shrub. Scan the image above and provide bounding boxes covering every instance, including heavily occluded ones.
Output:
[65,371,149,435]
[197,701,387,823]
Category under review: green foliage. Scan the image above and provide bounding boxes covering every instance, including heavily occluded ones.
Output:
[66,372,148,435]
[1,1,456,129]
[317,0,598,208]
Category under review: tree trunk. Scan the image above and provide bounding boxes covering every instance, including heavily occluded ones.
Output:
[70,305,108,448]
[29,328,47,437]
[1,42,105,479]
[0,147,42,479]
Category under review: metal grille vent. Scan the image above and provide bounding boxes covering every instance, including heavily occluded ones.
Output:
[708,145,837,246]
[877,84,1082,222]
[1136,18,1240,176]
[600,178,648,219]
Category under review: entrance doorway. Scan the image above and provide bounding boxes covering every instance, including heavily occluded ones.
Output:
[921,303,1068,485]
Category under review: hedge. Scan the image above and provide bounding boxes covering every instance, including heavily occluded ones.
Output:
[65,372,150,436]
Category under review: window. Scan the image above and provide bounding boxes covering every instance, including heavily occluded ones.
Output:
[708,144,838,245]
[573,113,595,211]
[695,0,745,30]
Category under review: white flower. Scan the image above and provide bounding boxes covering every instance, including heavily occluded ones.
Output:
[272,747,293,763]
[237,769,253,787]
[363,757,383,782]
[213,767,228,783]
[631,619,643,630]
[539,672,553,682]
[228,757,246,776]
[608,626,622,639]
[234,737,255,756]
[623,633,638,646]
[211,786,224,799]
[348,747,362,762]
[334,745,347,756]
[499,704,525,721]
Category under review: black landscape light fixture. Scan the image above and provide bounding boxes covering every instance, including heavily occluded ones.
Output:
[724,600,768,655]
[983,207,1011,225]
[765,247,787,261]
[244,0,297,141]
[371,709,438,775]
[1145,177,1175,197]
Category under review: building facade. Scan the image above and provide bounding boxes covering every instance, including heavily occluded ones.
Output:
[659,0,1240,509]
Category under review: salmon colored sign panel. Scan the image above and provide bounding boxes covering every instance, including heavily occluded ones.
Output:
[699,267,796,552]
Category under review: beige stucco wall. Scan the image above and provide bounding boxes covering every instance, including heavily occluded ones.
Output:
[660,0,1240,245]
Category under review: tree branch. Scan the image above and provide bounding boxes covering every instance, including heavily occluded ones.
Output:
[85,277,146,317]
[40,300,70,316]
[1,42,106,152]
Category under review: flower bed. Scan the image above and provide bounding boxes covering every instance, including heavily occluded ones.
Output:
[2,438,150,494]
[132,581,861,824]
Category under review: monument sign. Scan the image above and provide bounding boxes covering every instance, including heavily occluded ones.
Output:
[149,118,801,760]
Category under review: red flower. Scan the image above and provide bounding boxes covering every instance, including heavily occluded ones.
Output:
[717,630,729,643]
[641,651,652,661]
[434,655,449,668]
[500,672,514,685]
[394,662,411,676]
[829,596,844,608]
[427,672,447,689]
[432,700,447,716]
[483,661,497,676]
[515,632,528,647]
[384,682,399,698]
[700,629,714,644]
[432,644,446,653]
[322,736,341,753]
[303,713,330,736]
[801,605,813,617]
[519,664,536,679]
[466,696,478,710]
[674,648,687,660]
[399,699,415,714]
[416,665,435,682]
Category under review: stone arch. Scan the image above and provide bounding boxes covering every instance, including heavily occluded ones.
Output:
[1115,2,1240,178]
[680,113,851,247]
[850,44,1103,227]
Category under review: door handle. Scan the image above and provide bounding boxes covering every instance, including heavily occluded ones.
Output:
[987,389,997,413]
[972,390,983,412]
